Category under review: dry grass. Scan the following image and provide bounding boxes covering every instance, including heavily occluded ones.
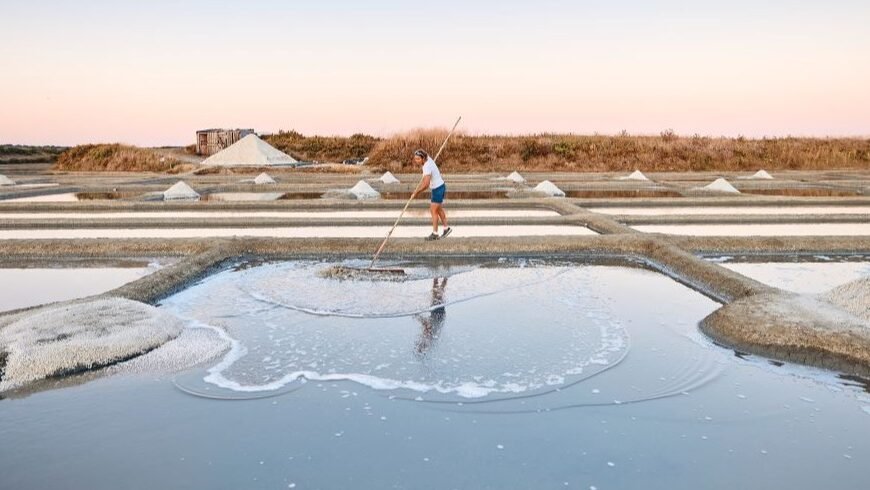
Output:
[51,131,870,174]
[263,130,379,162]
[0,144,66,164]
[368,130,870,173]
[54,144,192,173]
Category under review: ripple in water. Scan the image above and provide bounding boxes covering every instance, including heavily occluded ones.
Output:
[162,260,634,400]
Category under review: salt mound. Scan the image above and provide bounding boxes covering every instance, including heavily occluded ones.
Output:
[349,180,380,200]
[163,181,200,201]
[253,172,276,185]
[0,174,15,186]
[751,170,773,179]
[822,276,870,322]
[505,171,525,184]
[0,298,184,392]
[698,178,740,193]
[534,180,565,197]
[379,171,400,184]
[619,170,649,181]
[110,324,230,376]
[202,134,297,167]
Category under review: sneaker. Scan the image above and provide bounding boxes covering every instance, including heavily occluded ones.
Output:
[441,227,452,239]
[425,232,440,241]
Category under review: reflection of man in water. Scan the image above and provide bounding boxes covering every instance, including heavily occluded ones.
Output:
[415,277,447,357]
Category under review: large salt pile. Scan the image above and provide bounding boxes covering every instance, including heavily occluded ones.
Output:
[619,170,650,181]
[163,181,200,201]
[534,180,566,197]
[750,170,773,179]
[380,171,400,184]
[0,174,15,186]
[822,276,870,322]
[0,298,184,392]
[202,134,297,167]
[348,180,381,200]
[697,178,740,193]
[253,172,277,185]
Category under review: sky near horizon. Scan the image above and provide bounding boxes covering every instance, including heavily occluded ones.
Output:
[1,0,869,146]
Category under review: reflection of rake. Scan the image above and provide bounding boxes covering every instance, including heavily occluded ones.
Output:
[320,116,462,281]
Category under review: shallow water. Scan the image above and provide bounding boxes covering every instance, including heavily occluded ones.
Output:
[204,192,285,202]
[0,263,158,312]
[592,206,870,216]
[2,259,868,489]
[634,223,870,236]
[2,192,79,202]
[741,187,859,197]
[567,189,683,198]
[710,256,870,294]
[0,225,595,240]
[0,209,560,220]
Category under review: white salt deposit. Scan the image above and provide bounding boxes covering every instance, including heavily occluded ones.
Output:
[504,171,526,184]
[619,170,649,181]
[202,134,297,167]
[750,170,773,179]
[253,172,277,185]
[822,276,870,322]
[697,178,740,193]
[348,180,381,200]
[163,181,200,201]
[0,298,184,392]
[379,172,400,184]
[534,180,565,197]
[110,321,230,376]
[0,174,15,186]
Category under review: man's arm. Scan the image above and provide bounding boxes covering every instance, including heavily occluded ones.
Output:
[412,175,431,197]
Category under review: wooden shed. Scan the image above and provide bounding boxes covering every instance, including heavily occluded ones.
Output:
[195,129,255,156]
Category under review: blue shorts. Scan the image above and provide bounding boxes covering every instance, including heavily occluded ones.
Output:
[430,184,446,204]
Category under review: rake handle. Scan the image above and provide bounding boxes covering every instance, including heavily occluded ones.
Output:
[369,116,462,269]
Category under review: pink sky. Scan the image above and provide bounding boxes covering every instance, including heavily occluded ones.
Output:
[2,1,868,146]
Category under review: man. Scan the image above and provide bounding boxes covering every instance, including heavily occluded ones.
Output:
[410,149,451,240]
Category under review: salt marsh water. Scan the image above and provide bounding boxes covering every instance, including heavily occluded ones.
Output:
[0,263,159,312]
[0,209,560,220]
[2,192,78,202]
[0,225,594,240]
[1,259,868,490]
[634,223,870,236]
[591,206,870,216]
[712,256,870,294]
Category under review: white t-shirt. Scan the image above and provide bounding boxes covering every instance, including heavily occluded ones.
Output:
[422,157,445,189]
